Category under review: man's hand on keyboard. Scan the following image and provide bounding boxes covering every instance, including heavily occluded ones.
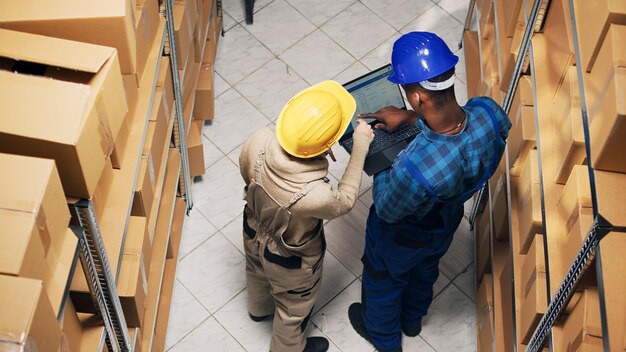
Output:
[359,106,418,132]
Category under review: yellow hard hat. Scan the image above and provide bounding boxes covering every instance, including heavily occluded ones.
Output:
[276,80,356,158]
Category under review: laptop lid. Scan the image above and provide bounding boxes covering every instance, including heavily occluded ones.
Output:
[340,64,406,141]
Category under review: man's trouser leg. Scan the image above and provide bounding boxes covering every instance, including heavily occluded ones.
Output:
[400,253,441,330]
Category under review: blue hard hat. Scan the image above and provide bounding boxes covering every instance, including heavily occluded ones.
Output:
[388,32,459,85]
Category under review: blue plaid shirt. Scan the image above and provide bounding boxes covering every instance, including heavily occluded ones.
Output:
[372,97,511,224]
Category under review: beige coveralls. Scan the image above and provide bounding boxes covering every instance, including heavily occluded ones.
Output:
[239,128,369,352]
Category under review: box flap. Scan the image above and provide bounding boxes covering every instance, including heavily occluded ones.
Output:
[0,29,114,73]
[0,211,36,274]
[0,0,127,22]
[0,70,90,143]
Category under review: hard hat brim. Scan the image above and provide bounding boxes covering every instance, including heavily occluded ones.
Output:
[276,80,356,158]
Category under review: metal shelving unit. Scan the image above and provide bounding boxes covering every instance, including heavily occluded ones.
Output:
[164,0,194,215]
[65,1,196,350]
[466,0,626,351]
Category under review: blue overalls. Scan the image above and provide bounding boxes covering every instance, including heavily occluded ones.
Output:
[361,101,503,351]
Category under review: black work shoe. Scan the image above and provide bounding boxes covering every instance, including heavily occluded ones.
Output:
[348,303,403,352]
[303,336,329,352]
[401,321,422,337]
[248,313,271,322]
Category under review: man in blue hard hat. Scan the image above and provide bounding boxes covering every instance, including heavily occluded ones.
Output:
[347,32,511,352]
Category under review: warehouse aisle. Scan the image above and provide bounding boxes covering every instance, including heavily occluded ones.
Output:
[166,0,476,351]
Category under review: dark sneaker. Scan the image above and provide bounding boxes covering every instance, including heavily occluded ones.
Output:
[248,313,271,322]
[348,302,403,352]
[401,321,422,337]
[303,336,329,352]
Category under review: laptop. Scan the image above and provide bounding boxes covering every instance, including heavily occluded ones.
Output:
[339,64,421,176]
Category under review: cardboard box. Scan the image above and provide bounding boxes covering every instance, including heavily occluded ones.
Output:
[132,154,156,217]
[559,287,602,351]
[554,66,585,184]
[0,29,128,198]
[92,159,115,221]
[464,31,482,98]
[586,33,626,173]
[0,0,137,76]
[61,300,82,352]
[573,0,626,72]
[0,211,52,295]
[477,274,494,351]
[184,93,196,136]
[516,150,542,254]
[489,158,509,241]
[174,0,194,67]
[123,73,140,114]
[0,276,62,352]
[149,90,168,123]
[143,117,169,182]
[520,235,547,344]
[111,110,131,169]
[134,0,160,83]
[476,210,492,282]
[118,253,148,328]
[125,216,153,271]
[181,48,200,105]
[193,64,215,120]
[0,153,70,254]
[542,0,575,94]
[508,105,536,175]
[478,0,494,40]
[188,120,205,177]
[157,57,174,121]
[118,216,150,327]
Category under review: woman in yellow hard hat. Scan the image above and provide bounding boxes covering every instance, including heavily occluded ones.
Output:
[239,80,374,352]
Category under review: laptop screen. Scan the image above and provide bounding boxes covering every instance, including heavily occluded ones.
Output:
[342,64,406,137]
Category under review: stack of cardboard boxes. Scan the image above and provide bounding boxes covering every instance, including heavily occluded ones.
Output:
[0,0,221,350]
[469,0,626,350]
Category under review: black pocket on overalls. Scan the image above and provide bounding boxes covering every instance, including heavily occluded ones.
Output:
[393,232,433,249]
[242,207,256,239]
[263,246,302,269]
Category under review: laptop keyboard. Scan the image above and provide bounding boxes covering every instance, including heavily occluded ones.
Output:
[342,123,421,155]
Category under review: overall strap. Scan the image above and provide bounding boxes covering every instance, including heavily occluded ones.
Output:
[398,151,439,199]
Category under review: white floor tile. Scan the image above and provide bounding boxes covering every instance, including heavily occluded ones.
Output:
[213,71,231,98]
[307,326,343,352]
[214,289,275,352]
[314,251,357,314]
[169,317,245,352]
[286,0,356,27]
[164,280,211,350]
[178,208,218,259]
[323,201,370,276]
[402,335,437,351]
[192,157,246,229]
[311,280,376,352]
[400,5,464,54]
[177,233,246,313]
[453,263,476,302]
[245,0,316,55]
[433,271,451,297]
[235,58,309,120]
[420,285,476,352]
[332,61,370,84]
[279,29,355,84]
[206,88,270,154]
[227,145,243,167]
[221,10,237,32]
[455,79,469,106]
[326,144,373,198]
[360,33,402,71]
[455,48,467,84]
[221,0,275,25]
[321,2,396,59]
[220,215,245,255]
[361,0,435,31]
[358,188,373,208]
[200,134,224,170]
[214,25,273,85]
[440,218,474,280]
[437,0,471,24]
